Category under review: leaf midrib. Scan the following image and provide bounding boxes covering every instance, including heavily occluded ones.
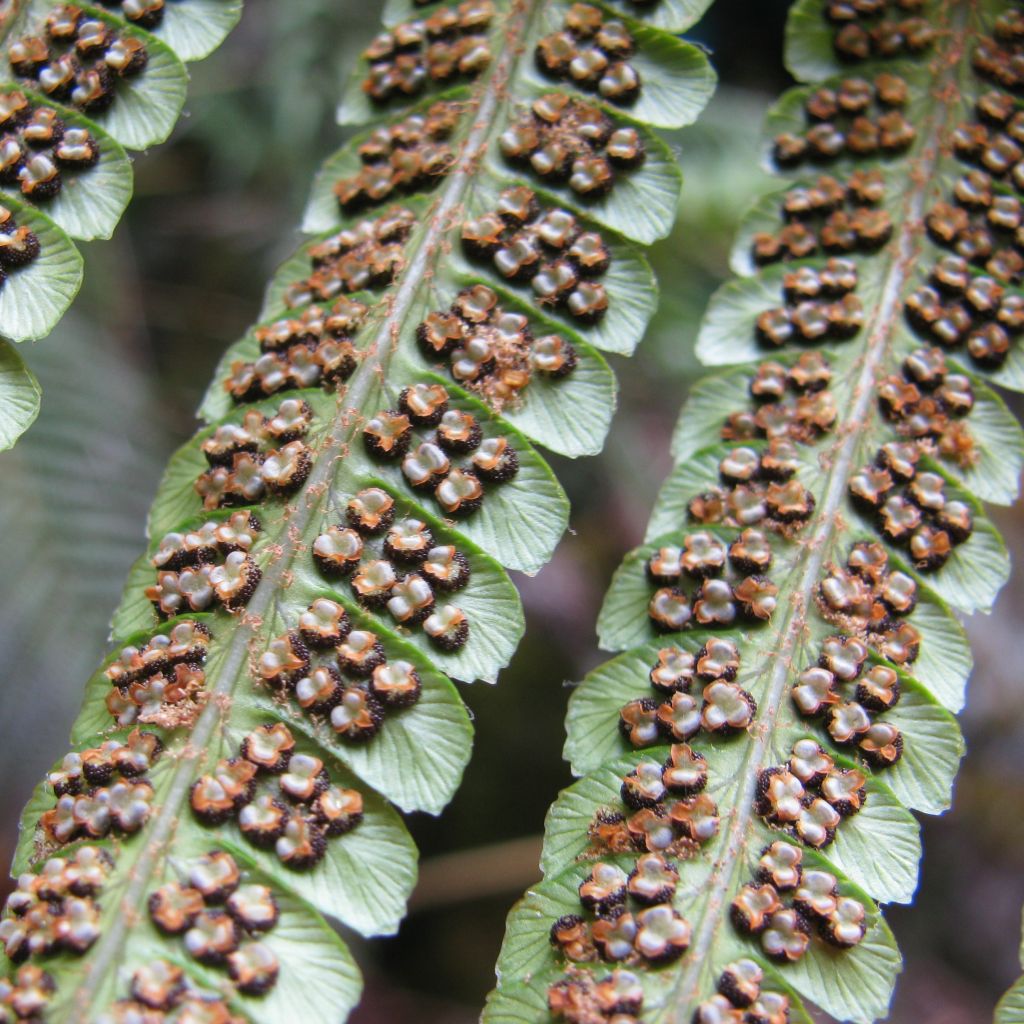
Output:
[71,1,542,1012]
[661,4,973,1017]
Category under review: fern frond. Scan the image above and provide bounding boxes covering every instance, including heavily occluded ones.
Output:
[486,2,1024,1022]
[0,0,242,450]
[0,2,716,1020]
[998,913,1024,1022]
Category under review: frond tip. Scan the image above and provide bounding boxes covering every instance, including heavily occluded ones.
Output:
[486,1,1024,1022]
[0,1,716,1021]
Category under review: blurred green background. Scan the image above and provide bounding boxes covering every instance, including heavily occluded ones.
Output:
[1,3,1022,1021]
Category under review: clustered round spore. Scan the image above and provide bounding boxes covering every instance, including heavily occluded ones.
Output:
[1,846,113,963]
[547,966,645,1024]
[535,4,642,106]
[755,256,864,348]
[692,959,794,1023]
[360,384,520,522]
[360,1,494,103]
[461,185,612,322]
[189,723,363,871]
[824,0,935,64]
[148,850,281,997]
[0,965,58,1021]
[258,596,436,743]
[195,398,316,511]
[772,73,915,169]
[752,169,892,266]
[499,93,645,200]
[38,730,162,847]
[103,619,211,730]
[146,512,263,618]
[731,845,867,961]
[418,284,577,411]
[334,100,462,212]
[723,352,838,447]
[0,89,99,204]
[8,6,149,117]
[284,206,416,308]
[226,297,367,404]
[100,966,246,1024]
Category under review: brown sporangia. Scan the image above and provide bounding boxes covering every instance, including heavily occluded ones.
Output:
[824,0,935,64]
[731,849,867,961]
[756,740,867,848]
[360,1,494,104]
[103,618,211,730]
[258,596,436,743]
[549,852,691,966]
[148,850,281,996]
[101,967,246,1022]
[817,541,922,673]
[8,6,148,117]
[284,206,416,308]
[189,723,363,871]
[0,90,100,205]
[772,73,915,169]
[0,965,58,1021]
[312,503,473,651]
[195,398,316,511]
[499,93,645,200]
[461,185,612,323]
[586,741,721,858]
[417,284,577,411]
[722,352,838,447]
[225,297,367,404]
[791,616,905,769]
[691,959,794,1023]
[619,640,758,754]
[146,511,263,618]
[361,384,520,520]
[1,846,113,962]
[334,100,462,212]
[535,4,642,106]
[38,730,162,848]
[751,169,892,266]
[547,965,645,1024]
[973,8,1024,91]
[755,256,864,349]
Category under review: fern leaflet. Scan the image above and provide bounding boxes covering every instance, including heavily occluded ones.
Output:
[486,1,1024,1022]
[0,1,715,1021]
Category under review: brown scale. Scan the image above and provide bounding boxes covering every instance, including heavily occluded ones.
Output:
[534,4,642,107]
[360,1,494,104]
[751,169,892,266]
[547,848,691,967]
[824,0,935,64]
[0,89,100,205]
[225,296,367,405]
[7,6,148,118]
[103,619,211,731]
[460,185,612,323]
[723,351,838,447]
[772,73,915,170]
[145,512,263,619]
[418,283,577,411]
[755,256,865,349]
[283,206,416,309]
[498,93,644,200]
[189,723,362,871]
[333,100,462,212]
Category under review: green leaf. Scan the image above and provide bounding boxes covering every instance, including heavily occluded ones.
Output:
[0,338,40,450]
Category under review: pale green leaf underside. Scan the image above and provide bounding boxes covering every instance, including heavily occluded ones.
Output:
[0,338,40,449]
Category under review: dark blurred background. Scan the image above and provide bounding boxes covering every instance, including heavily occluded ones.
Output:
[0,3,1021,1021]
